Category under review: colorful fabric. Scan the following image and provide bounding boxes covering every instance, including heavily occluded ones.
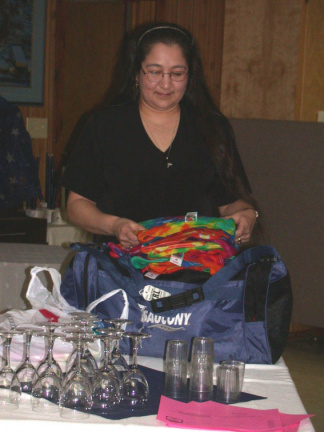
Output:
[131,247,232,275]
[108,216,237,276]
[137,216,235,243]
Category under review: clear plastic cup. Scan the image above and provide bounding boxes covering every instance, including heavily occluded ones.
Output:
[216,364,240,404]
[164,340,188,401]
[189,337,214,402]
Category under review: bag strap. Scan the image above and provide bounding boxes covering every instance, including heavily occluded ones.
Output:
[86,288,129,319]
[151,286,205,313]
[151,245,279,313]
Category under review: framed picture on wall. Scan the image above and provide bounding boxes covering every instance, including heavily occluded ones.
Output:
[0,0,47,105]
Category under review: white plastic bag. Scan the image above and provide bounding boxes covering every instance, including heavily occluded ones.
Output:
[0,266,101,366]
[26,266,79,317]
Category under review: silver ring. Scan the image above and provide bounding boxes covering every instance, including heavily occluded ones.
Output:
[238,238,241,245]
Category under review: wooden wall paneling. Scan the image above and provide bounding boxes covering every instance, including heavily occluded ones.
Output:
[220,0,303,120]
[162,0,225,106]
[129,0,157,28]
[265,1,304,121]
[159,0,184,23]
[179,0,196,22]
[191,0,225,106]
[62,1,125,159]
[295,1,307,122]
[299,0,324,121]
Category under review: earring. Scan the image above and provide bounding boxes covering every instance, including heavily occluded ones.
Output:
[135,81,139,89]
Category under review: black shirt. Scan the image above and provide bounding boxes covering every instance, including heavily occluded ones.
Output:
[63,100,249,223]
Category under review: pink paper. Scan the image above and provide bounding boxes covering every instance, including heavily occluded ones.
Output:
[157,396,282,431]
[157,396,313,432]
[280,413,314,432]
[282,425,299,432]
[280,412,313,427]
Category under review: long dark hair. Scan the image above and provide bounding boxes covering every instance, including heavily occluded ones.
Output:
[99,22,251,201]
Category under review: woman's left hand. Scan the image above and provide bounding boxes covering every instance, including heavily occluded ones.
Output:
[225,208,257,244]
[219,201,258,245]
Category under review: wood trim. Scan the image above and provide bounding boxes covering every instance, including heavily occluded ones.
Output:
[299,0,324,121]
[295,0,308,121]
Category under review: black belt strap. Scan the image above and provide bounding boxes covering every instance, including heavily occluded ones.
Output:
[151,287,204,313]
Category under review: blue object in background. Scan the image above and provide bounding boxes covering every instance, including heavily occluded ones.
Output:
[0,95,43,210]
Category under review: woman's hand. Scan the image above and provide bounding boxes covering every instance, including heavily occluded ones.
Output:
[219,201,258,245]
[112,217,145,250]
[225,208,257,245]
[66,192,145,248]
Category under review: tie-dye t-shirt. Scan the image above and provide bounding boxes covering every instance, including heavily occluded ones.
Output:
[108,216,237,275]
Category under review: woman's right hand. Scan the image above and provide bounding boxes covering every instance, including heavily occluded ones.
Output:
[112,217,144,249]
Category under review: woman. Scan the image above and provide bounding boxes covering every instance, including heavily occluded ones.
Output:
[63,22,258,249]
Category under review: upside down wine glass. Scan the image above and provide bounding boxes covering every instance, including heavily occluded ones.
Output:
[31,330,64,413]
[104,318,132,378]
[63,329,97,385]
[0,330,22,410]
[67,316,101,371]
[15,327,43,393]
[120,332,151,409]
[59,335,93,419]
[93,328,120,380]
[91,328,122,413]
[35,322,63,378]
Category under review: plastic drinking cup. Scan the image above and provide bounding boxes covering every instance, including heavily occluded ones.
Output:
[216,364,240,404]
[164,340,188,400]
[220,360,245,392]
[189,337,214,402]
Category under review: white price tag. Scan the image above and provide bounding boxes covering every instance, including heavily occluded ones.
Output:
[145,271,159,279]
[185,211,198,222]
[170,253,184,266]
[140,285,171,301]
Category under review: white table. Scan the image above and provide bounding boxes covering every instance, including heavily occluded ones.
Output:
[0,243,74,312]
[0,356,315,432]
[47,222,92,247]
[26,207,92,246]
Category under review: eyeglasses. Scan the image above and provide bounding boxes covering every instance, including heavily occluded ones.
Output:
[141,68,188,82]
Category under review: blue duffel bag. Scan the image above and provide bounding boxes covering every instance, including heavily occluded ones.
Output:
[60,243,292,364]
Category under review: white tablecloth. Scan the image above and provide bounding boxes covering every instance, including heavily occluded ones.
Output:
[0,356,315,432]
[47,223,92,246]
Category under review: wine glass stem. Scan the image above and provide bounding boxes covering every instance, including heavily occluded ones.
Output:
[47,337,54,366]
[113,340,121,357]
[4,337,12,368]
[132,338,139,369]
[76,340,82,372]
[103,338,113,368]
[25,333,32,363]
[103,338,108,369]
[112,323,121,357]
